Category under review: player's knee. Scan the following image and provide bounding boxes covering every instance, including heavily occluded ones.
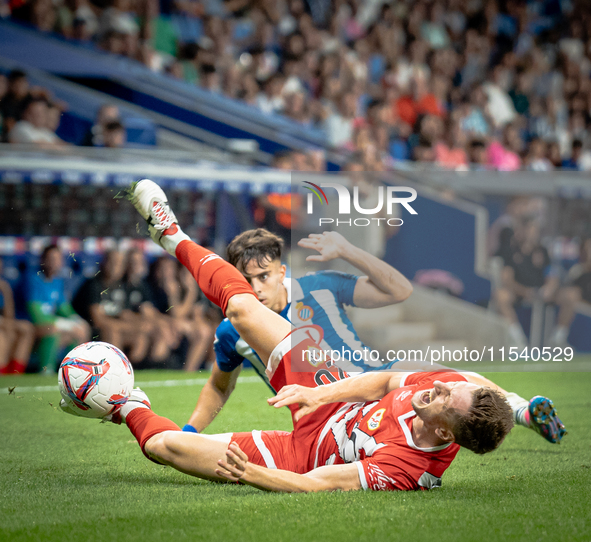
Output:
[144,431,175,462]
[225,294,256,325]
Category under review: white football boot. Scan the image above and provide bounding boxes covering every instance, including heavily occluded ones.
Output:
[103,388,152,425]
[129,179,190,256]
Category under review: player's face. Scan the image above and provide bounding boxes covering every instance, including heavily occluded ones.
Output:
[241,258,287,314]
[411,380,480,427]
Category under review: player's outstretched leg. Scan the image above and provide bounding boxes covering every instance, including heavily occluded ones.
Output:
[116,389,235,480]
[129,179,290,361]
[62,386,237,481]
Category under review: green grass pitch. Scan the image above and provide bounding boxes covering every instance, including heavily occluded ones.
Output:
[1,368,590,542]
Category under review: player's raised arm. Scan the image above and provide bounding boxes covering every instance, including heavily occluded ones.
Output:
[216,442,362,492]
[298,232,412,308]
[269,370,402,421]
[185,364,242,432]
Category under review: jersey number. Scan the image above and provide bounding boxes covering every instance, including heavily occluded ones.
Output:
[314,368,348,386]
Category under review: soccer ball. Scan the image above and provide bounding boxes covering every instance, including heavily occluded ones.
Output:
[58,341,134,418]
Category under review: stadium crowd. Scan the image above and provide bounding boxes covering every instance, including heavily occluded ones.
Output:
[0,244,221,374]
[0,69,128,148]
[4,0,591,171]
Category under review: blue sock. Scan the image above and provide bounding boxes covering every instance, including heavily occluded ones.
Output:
[182,424,198,433]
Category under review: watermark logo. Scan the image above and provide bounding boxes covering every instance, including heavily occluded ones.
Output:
[303,181,417,227]
[303,181,328,205]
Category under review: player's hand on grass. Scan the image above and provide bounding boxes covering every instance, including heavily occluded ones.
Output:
[268,384,323,422]
[298,232,350,262]
[216,442,249,482]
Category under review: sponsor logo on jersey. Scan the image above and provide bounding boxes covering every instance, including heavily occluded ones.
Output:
[367,463,396,490]
[367,408,386,431]
[397,390,412,401]
[296,301,314,321]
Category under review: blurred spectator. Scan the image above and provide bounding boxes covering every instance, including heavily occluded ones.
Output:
[26,244,90,372]
[149,256,216,371]
[0,70,29,141]
[488,196,547,258]
[102,120,126,148]
[525,138,554,171]
[547,140,563,169]
[492,219,558,348]
[72,250,152,365]
[283,91,311,125]
[201,64,221,93]
[459,86,491,138]
[8,96,67,148]
[0,257,35,374]
[396,74,446,129]
[256,74,285,115]
[55,0,98,40]
[323,92,358,148]
[562,139,583,170]
[270,150,293,170]
[549,238,591,347]
[482,66,517,129]
[486,124,522,171]
[434,119,468,169]
[82,104,121,146]
[468,139,488,170]
[10,0,591,170]
[124,248,176,364]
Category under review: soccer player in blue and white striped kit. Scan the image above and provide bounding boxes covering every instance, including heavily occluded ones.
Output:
[182,228,413,433]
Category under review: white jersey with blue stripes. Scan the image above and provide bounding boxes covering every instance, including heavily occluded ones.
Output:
[214,271,383,391]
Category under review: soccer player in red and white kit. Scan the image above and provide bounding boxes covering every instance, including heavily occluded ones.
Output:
[62,180,558,492]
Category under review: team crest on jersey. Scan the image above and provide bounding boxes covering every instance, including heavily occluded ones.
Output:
[367,408,386,431]
[296,302,314,321]
[397,390,412,401]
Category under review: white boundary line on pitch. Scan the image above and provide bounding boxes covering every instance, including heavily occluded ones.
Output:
[0,375,264,394]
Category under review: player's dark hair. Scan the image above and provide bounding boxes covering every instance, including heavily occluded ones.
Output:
[227,228,284,271]
[446,388,514,455]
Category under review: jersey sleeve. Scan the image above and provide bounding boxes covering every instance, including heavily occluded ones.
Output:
[314,271,359,307]
[401,371,468,387]
[214,319,246,373]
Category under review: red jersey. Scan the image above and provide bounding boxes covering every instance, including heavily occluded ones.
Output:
[233,325,467,492]
[308,371,467,491]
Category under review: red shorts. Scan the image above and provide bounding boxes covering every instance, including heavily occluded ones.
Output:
[233,325,349,473]
[231,430,303,473]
